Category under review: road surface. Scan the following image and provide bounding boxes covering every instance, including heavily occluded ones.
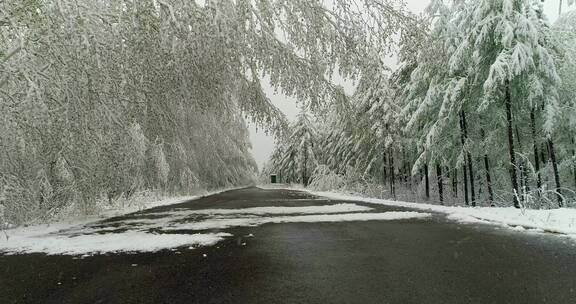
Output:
[1,187,576,303]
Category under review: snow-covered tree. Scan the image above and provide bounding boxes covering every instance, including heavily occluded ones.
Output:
[1,0,415,224]
[287,0,576,209]
[270,111,318,186]
[552,9,576,196]
[446,0,562,207]
[396,0,565,207]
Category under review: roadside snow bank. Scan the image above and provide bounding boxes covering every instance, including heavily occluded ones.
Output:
[306,189,576,237]
[0,187,244,255]
[95,186,247,219]
[2,187,243,232]
[1,187,246,230]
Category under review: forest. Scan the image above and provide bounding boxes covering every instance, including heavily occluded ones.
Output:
[266,0,576,210]
[0,0,412,226]
[1,0,576,228]
[3,1,576,301]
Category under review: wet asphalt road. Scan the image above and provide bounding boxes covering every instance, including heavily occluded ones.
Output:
[1,187,576,304]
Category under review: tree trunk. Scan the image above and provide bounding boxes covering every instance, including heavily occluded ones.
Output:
[541,143,548,165]
[516,127,529,198]
[547,137,563,207]
[484,154,494,206]
[291,151,296,183]
[468,155,476,206]
[302,149,308,186]
[445,167,451,198]
[452,168,458,198]
[572,137,576,189]
[530,108,542,190]
[505,83,521,208]
[459,113,470,206]
[436,163,443,204]
[402,147,407,184]
[461,111,476,206]
[382,151,388,184]
[424,162,430,199]
[480,130,494,207]
[388,147,396,200]
[462,166,469,205]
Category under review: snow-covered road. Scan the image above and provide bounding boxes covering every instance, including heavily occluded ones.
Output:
[1,187,575,303]
[0,193,429,256]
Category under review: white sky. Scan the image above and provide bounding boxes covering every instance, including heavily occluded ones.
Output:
[248,0,570,170]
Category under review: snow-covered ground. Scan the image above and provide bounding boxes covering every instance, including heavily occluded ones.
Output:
[1,187,243,231]
[0,190,431,256]
[9,183,571,256]
[299,188,576,238]
[0,187,241,255]
[88,187,249,218]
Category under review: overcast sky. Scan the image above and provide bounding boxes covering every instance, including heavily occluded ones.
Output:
[248,0,570,170]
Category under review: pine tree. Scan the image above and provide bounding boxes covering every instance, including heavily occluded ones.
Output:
[270,111,319,186]
[448,0,561,207]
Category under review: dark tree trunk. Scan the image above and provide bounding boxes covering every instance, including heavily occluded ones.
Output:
[505,83,521,208]
[445,167,450,198]
[516,127,529,198]
[459,112,470,206]
[530,108,542,190]
[572,137,576,190]
[389,147,396,200]
[547,137,563,207]
[291,151,296,183]
[460,111,475,206]
[484,154,494,206]
[402,147,407,184]
[382,150,388,184]
[381,127,388,185]
[541,143,548,165]
[462,166,469,205]
[461,111,476,206]
[480,130,494,206]
[424,162,430,199]
[436,163,443,204]
[302,149,308,186]
[452,168,458,197]
[468,154,476,207]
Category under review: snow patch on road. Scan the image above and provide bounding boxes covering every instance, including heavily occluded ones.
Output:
[0,186,433,256]
[0,203,430,255]
[0,187,246,256]
[157,203,373,216]
[162,212,431,231]
[115,203,374,227]
[0,224,231,255]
